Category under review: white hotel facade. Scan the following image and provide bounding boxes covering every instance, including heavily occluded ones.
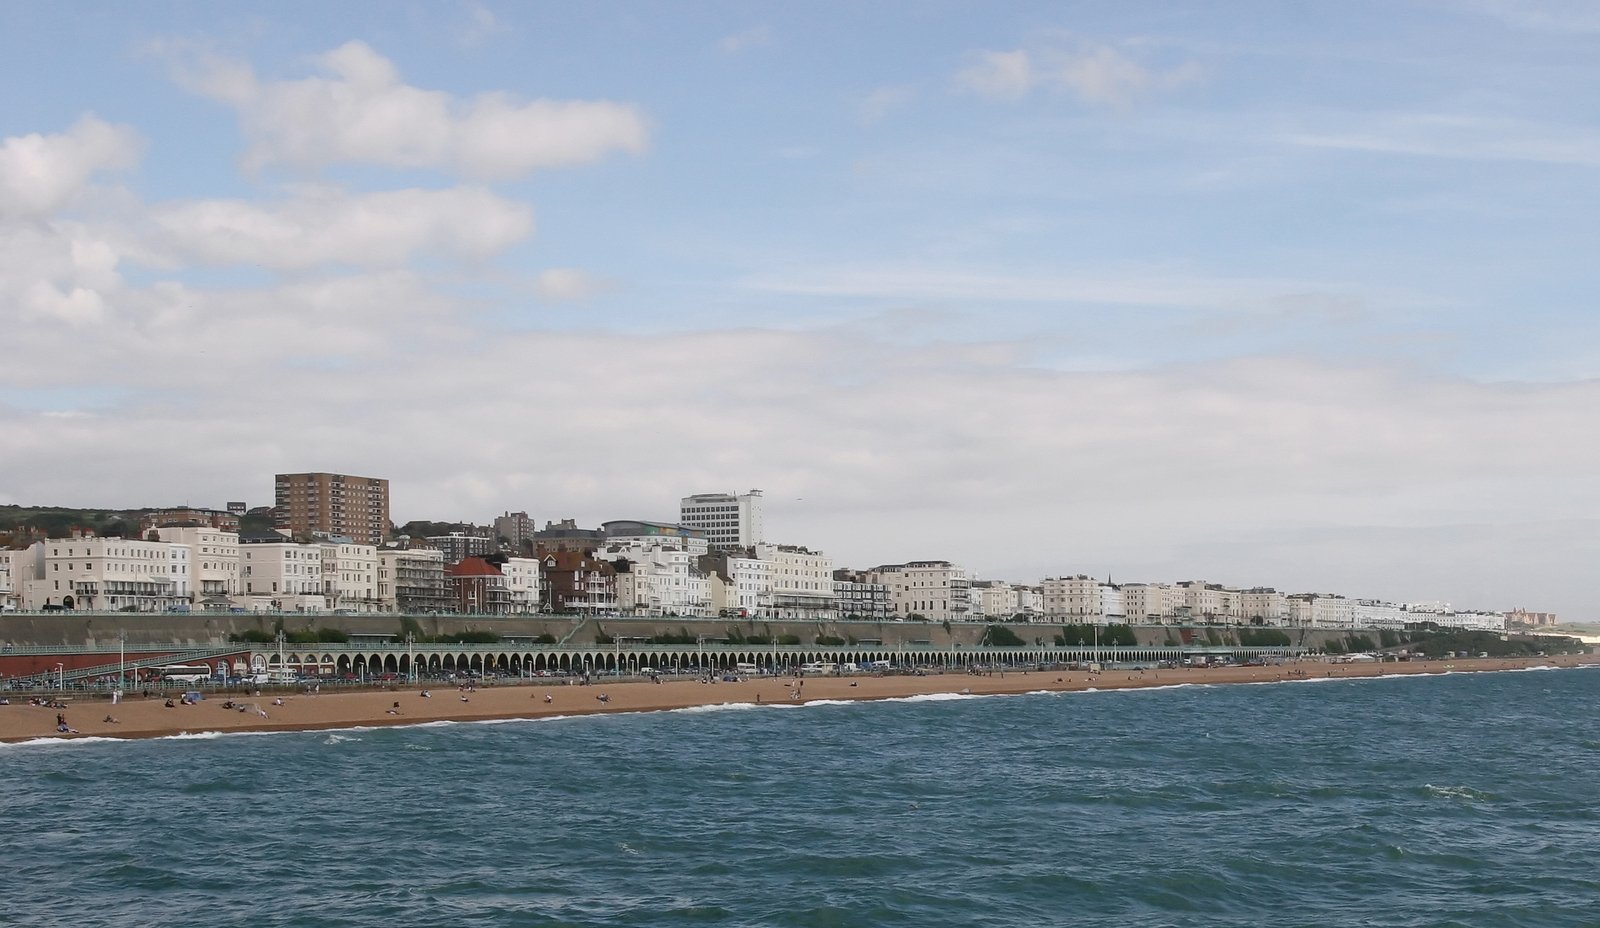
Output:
[15,537,191,612]
[155,526,239,606]
[871,560,970,622]
[239,541,326,612]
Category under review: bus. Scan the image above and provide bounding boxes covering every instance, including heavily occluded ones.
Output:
[154,664,215,684]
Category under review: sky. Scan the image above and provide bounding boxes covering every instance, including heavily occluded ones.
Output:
[3,1,1600,617]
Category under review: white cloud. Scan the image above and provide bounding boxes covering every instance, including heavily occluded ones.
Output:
[743,263,1375,314]
[22,280,109,327]
[0,221,126,331]
[0,116,142,217]
[1458,0,1600,33]
[955,41,1198,106]
[954,50,1034,101]
[456,1,508,47]
[172,40,647,179]
[719,25,772,54]
[1285,113,1600,166]
[150,185,534,270]
[534,267,610,301]
[1056,45,1199,106]
[4,324,1599,613]
[857,85,916,125]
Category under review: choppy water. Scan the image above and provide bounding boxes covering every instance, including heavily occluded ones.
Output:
[3,667,1598,927]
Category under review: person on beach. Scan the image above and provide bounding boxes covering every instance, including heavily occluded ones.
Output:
[544,694,552,704]
[103,714,118,723]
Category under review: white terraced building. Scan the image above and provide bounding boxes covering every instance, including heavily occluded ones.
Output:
[1041,575,1102,621]
[19,537,191,612]
[319,542,381,613]
[706,554,772,618]
[1240,588,1289,625]
[501,556,543,614]
[969,580,1020,621]
[755,543,835,620]
[377,548,450,614]
[0,550,17,609]
[1120,583,1177,623]
[155,526,240,607]
[608,543,711,617]
[239,542,325,612]
[871,560,970,622]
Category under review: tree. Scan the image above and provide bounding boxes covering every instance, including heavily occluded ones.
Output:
[985,624,1025,646]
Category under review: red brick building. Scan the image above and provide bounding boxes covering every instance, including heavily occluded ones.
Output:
[538,549,617,614]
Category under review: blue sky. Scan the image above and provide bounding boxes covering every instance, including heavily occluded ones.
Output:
[3,1,1600,617]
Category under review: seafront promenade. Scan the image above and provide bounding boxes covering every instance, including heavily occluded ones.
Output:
[1,638,1299,686]
[0,610,1328,684]
[2,654,1591,744]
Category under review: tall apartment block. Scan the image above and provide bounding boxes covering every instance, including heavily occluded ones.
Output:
[679,489,764,552]
[274,472,390,546]
[493,511,535,551]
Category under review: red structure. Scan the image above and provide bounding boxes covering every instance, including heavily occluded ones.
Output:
[448,557,511,615]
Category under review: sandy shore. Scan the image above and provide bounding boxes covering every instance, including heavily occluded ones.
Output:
[1,654,1593,744]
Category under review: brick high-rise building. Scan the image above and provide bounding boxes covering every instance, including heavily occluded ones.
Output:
[274,472,390,545]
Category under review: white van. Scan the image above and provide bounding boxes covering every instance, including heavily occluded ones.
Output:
[735,662,759,676]
[799,661,838,676]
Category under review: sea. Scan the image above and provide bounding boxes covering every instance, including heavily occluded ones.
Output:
[2,666,1597,928]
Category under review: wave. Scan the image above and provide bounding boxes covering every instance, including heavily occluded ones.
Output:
[1422,783,1497,802]
[665,700,813,714]
[668,701,765,715]
[0,735,128,749]
[883,692,982,703]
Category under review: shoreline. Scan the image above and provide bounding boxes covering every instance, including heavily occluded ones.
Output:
[2,654,1593,745]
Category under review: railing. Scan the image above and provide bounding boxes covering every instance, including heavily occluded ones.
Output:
[0,642,238,655]
[13,645,249,685]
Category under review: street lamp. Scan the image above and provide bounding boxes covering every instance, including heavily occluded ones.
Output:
[55,662,64,691]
